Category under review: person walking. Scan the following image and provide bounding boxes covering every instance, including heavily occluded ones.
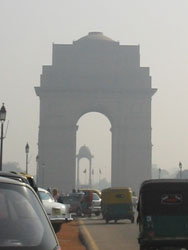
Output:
[81,190,93,216]
[52,188,59,201]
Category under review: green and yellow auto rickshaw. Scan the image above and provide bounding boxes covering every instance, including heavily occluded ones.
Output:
[138,179,188,250]
[101,187,135,224]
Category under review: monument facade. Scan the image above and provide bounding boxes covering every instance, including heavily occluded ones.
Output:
[35,32,157,194]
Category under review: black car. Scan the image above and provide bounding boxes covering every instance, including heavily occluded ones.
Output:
[0,176,61,250]
[0,171,41,199]
[0,171,29,183]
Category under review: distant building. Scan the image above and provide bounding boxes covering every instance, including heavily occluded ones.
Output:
[35,32,157,193]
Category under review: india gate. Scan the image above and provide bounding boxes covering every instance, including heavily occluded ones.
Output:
[35,32,157,194]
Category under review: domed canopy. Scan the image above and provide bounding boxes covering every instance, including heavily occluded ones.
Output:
[74,32,115,44]
[77,145,94,160]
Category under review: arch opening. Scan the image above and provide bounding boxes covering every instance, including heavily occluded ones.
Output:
[76,112,111,190]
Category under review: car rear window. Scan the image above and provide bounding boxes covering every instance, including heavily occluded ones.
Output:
[0,183,58,250]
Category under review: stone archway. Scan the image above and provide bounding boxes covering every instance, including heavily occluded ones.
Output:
[35,32,157,194]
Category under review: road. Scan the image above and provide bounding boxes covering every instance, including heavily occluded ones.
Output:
[80,216,139,250]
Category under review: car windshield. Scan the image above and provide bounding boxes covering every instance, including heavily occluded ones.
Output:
[39,191,54,202]
[0,183,58,249]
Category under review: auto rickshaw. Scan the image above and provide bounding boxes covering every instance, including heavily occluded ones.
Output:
[101,187,134,223]
[138,179,188,250]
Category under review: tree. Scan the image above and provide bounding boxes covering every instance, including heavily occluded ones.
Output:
[2,162,22,173]
[152,166,170,178]
[175,169,188,179]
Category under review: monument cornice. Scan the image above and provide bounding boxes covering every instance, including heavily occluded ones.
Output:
[35,86,157,97]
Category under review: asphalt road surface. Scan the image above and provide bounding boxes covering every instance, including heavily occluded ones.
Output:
[81,215,139,250]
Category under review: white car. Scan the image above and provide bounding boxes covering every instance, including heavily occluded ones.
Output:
[38,187,73,224]
[90,192,101,216]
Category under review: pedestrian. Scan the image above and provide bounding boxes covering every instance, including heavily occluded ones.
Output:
[81,190,93,216]
[52,188,59,201]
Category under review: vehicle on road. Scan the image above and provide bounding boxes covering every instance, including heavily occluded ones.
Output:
[0,171,41,200]
[138,179,188,250]
[0,171,30,184]
[89,192,101,216]
[19,172,39,194]
[38,187,73,231]
[58,191,85,216]
[80,188,101,198]
[59,191,101,217]
[101,187,135,224]
[0,176,61,249]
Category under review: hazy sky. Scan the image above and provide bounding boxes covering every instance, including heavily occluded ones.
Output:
[0,0,188,181]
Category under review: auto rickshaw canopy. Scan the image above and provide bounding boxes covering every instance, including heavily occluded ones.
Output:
[101,187,133,204]
[138,179,188,215]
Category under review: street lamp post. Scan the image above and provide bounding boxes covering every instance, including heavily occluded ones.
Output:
[179,162,182,179]
[25,143,29,174]
[0,103,6,171]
